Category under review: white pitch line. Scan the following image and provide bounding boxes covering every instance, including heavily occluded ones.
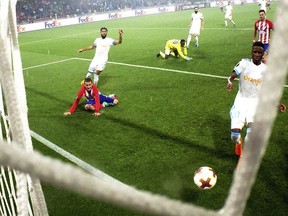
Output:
[73,57,228,79]
[30,130,132,190]
[73,57,288,88]
[23,58,74,71]
[21,57,288,87]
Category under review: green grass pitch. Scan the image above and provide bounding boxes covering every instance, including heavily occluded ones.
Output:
[18,2,287,216]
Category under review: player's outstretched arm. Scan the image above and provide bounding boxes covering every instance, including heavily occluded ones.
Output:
[78,45,95,53]
[92,112,101,117]
[64,112,71,116]
[114,29,123,45]
[227,71,237,91]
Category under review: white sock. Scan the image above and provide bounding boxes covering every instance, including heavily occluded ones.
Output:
[187,35,192,47]
[86,72,93,78]
[94,74,99,85]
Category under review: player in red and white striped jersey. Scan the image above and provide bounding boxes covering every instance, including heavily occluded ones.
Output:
[253,9,274,63]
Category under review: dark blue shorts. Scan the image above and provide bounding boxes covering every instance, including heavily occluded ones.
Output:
[86,94,114,105]
[99,94,114,104]
[263,43,269,52]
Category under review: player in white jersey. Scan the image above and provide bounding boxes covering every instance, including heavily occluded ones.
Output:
[259,0,267,12]
[224,1,236,28]
[226,42,265,158]
[78,27,123,85]
[187,6,204,48]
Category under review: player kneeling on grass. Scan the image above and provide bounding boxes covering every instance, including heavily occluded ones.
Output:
[156,39,192,61]
[64,77,118,117]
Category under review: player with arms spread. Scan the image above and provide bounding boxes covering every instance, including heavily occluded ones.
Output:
[78,27,123,85]
[156,39,192,61]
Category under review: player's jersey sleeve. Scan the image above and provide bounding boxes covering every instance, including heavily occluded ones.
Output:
[233,59,248,76]
[200,12,204,20]
[254,21,258,31]
[92,85,101,113]
[267,20,274,30]
[69,86,85,113]
[166,40,174,49]
[176,44,188,60]
[93,38,98,47]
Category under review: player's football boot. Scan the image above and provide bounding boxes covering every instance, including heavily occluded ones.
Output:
[156,53,160,57]
[237,154,243,168]
[235,138,243,156]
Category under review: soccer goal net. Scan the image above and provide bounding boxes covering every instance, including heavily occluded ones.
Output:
[0,0,287,216]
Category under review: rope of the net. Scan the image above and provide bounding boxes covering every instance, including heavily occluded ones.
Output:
[7,0,49,215]
[221,1,288,216]
[0,140,220,216]
[0,1,30,215]
[0,0,46,215]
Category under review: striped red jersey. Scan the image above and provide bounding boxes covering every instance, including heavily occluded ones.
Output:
[254,19,274,44]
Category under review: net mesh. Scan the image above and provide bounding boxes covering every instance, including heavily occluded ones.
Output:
[0,1,287,216]
[0,0,48,215]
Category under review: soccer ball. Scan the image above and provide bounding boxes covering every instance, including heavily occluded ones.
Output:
[193,166,217,190]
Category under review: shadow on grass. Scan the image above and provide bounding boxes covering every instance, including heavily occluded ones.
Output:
[102,114,234,160]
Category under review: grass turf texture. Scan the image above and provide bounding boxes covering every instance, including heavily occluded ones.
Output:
[17,2,287,216]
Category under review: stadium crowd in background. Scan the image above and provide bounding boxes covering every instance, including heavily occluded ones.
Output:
[16,0,191,24]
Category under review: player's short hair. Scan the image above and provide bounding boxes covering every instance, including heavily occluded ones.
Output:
[194,6,199,9]
[259,9,266,14]
[252,41,264,49]
[100,27,108,31]
[180,39,186,44]
[84,77,92,83]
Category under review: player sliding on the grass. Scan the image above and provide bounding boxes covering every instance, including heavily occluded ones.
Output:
[64,77,118,117]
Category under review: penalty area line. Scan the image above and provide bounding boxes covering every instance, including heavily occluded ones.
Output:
[30,130,132,190]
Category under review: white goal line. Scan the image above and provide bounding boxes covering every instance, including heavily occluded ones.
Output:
[30,130,133,191]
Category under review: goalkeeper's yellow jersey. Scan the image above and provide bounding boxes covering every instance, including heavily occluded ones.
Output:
[165,39,188,60]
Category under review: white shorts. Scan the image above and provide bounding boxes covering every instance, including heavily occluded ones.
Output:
[225,15,232,20]
[88,58,107,72]
[230,97,258,129]
[189,25,201,36]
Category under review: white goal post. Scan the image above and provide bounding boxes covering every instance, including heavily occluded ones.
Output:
[0,1,287,216]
